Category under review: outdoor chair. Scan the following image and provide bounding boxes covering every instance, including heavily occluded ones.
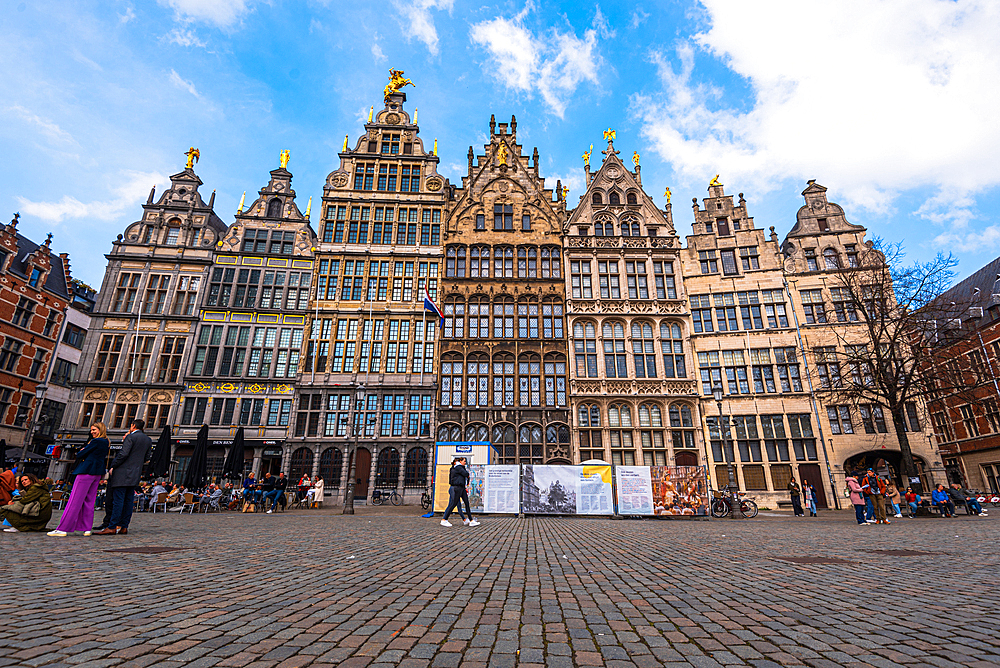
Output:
[50,490,65,511]
[178,492,197,514]
[201,492,224,513]
[150,492,168,513]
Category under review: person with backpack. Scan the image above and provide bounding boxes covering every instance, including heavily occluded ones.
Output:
[862,469,889,524]
[441,457,479,527]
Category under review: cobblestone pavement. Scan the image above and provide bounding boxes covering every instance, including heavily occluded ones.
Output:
[2,505,998,668]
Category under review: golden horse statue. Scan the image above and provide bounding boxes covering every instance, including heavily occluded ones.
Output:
[185,147,200,169]
[384,69,415,102]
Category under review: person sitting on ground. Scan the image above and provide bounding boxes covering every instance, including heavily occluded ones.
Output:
[1,473,52,533]
[904,487,921,517]
[932,484,955,517]
[948,483,987,515]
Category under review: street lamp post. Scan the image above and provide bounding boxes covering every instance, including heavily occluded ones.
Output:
[713,384,742,520]
[342,384,366,515]
[14,385,47,475]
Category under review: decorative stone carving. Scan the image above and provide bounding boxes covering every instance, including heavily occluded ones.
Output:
[426,177,443,192]
[385,112,401,124]
[331,173,349,188]
[596,237,619,248]
[623,238,646,248]
[568,237,592,247]
[85,389,110,401]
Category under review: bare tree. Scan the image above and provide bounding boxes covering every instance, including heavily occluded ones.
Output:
[816,238,972,486]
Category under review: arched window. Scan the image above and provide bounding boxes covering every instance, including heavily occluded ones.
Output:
[404,447,428,487]
[609,191,621,206]
[574,321,598,377]
[592,192,603,205]
[622,221,631,237]
[519,423,543,463]
[456,246,467,276]
[494,245,514,278]
[631,322,657,378]
[266,198,282,218]
[579,403,603,461]
[546,423,570,445]
[470,246,482,278]
[608,403,634,465]
[823,248,840,270]
[627,192,638,205]
[493,296,515,338]
[518,297,539,339]
[670,403,696,450]
[466,353,488,407]
[465,423,489,441]
[319,447,343,488]
[446,246,458,277]
[660,322,687,378]
[527,247,537,277]
[289,447,314,481]
[519,354,541,407]
[675,451,698,466]
[437,423,461,441]
[492,422,517,463]
[441,354,464,407]
[542,297,564,339]
[603,321,628,378]
[443,297,464,338]
[594,221,604,236]
[631,222,641,236]
[468,296,489,339]
[517,247,538,278]
[493,353,515,407]
[375,448,400,488]
[543,353,567,407]
[639,403,666,466]
[541,246,561,278]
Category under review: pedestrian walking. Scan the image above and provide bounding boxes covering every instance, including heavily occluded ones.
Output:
[441,457,479,527]
[95,419,152,536]
[1,473,52,532]
[860,469,884,523]
[802,479,818,516]
[788,478,804,516]
[846,473,867,526]
[885,481,902,518]
[47,422,110,537]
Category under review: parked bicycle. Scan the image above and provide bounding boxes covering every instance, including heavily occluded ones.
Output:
[420,490,432,510]
[371,488,403,506]
[711,489,759,518]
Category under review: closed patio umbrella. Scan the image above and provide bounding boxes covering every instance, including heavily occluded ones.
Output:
[183,424,209,490]
[221,427,245,483]
[145,426,172,479]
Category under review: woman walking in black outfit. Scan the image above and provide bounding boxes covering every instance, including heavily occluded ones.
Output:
[441,457,479,527]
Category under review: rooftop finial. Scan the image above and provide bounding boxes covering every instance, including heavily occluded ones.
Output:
[368,106,374,122]
[279,149,290,169]
[603,128,616,142]
[433,138,438,156]
[343,134,349,152]
[582,144,593,168]
[43,232,52,247]
[305,196,312,219]
[413,107,418,124]
[236,191,246,214]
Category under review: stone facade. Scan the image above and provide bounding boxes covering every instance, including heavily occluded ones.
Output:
[438,115,571,464]
[62,164,227,458]
[563,138,700,469]
[175,159,316,483]
[304,90,444,502]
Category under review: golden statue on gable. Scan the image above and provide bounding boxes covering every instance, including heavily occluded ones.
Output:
[185,147,200,169]
[384,69,415,102]
[582,144,593,168]
[632,151,640,167]
[709,174,721,187]
[664,187,672,203]
[279,149,290,169]
[497,142,509,166]
[603,128,616,141]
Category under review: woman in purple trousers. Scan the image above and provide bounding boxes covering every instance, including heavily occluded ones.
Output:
[48,422,109,537]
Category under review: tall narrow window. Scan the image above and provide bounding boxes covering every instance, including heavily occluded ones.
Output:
[603,322,628,378]
[574,322,598,377]
[631,322,657,378]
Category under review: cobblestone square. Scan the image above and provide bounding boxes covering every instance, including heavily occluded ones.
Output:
[2,508,998,668]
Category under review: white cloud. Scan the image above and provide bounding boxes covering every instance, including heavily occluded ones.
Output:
[6,106,76,144]
[16,171,165,223]
[119,6,136,23]
[630,8,649,28]
[632,0,1000,246]
[470,7,602,118]
[592,6,615,39]
[160,0,252,28]
[391,0,454,56]
[166,28,207,48]
[371,42,387,63]
[169,69,203,99]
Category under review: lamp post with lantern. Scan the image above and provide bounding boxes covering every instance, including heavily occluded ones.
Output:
[713,383,742,520]
[342,384,367,515]
[14,385,48,475]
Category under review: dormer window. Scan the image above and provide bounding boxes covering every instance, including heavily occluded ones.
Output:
[846,244,858,267]
[805,249,818,271]
[609,192,621,206]
[717,218,730,236]
[626,192,637,205]
[381,134,400,154]
[29,267,43,288]
[818,218,829,232]
[592,192,603,205]
[165,227,180,245]
[266,198,282,218]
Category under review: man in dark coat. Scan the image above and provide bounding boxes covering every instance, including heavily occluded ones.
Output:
[96,419,152,536]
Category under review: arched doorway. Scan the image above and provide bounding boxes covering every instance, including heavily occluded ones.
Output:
[354,447,371,500]
[844,451,929,492]
[675,451,698,467]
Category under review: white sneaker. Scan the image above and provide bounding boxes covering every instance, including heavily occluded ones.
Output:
[440,520,452,527]
[3,527,18,533]
[267,509,273,514]
[894,514,903,518]
[47,530,67,537]
[858,522,868,526]
[83,531,91,536]
[866,519,876,523]
[468,520,481,526]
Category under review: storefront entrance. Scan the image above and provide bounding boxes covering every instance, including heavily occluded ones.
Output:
[354,447,371,500]
[797,463,828,508]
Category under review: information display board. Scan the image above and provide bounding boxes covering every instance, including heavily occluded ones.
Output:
[483,465,520,514]
[521,465,614,515]
[614,466,655,515]
[649,465,709,516]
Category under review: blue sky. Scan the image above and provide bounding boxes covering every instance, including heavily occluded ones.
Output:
[2,0,998,288]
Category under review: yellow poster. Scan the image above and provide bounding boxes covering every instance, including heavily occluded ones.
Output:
[432,464,452,513]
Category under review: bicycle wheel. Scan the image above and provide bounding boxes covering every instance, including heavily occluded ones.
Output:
[390,491,403,506]
[371,492,383,506]
[740,499,759,518]
[711,500,729,518]
[421,494,431,510]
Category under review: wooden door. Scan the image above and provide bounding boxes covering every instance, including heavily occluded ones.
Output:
[798,464,828,508]
[354,447,371,500]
